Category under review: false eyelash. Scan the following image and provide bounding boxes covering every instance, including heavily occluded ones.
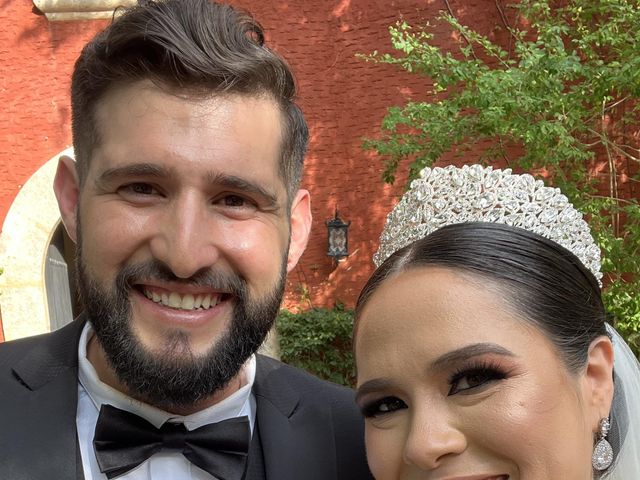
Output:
[447,359,510,395]
[360,396,407,419]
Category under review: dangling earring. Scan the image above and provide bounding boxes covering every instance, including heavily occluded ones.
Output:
[592,417,614,471]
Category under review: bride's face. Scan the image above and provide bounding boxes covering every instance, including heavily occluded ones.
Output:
[355,267,606,480]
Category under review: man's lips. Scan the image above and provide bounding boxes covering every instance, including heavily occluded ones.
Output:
[138,285,228,311]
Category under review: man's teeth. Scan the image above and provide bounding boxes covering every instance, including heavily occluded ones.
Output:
[143,289,220,310]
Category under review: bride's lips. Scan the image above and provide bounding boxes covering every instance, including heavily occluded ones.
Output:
[439,475,509,480]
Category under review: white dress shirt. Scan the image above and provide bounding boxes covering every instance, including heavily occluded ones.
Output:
[76,323,256,480]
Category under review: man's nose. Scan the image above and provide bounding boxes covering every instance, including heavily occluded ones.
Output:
[149,194,221,278]
[402,408,467,471]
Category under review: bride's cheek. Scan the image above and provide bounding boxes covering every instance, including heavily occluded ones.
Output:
[365,427,403,479]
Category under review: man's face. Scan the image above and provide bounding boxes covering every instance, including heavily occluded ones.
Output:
[55,81,311,408]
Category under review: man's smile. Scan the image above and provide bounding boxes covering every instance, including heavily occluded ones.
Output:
[141,286,229,311]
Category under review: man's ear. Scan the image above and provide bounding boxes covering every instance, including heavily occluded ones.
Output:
[582,335,615,431]
[286,189,312,273]
[53,155,80,244]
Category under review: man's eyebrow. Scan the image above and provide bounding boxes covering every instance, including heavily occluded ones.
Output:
[95,163,169,185]
[355,378,394,405]
[431,342,516,369]
[206,172,279,207]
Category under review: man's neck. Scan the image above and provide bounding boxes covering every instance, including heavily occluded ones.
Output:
[86,334,246,416]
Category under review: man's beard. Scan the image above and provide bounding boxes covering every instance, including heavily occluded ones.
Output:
[76,244,286,412]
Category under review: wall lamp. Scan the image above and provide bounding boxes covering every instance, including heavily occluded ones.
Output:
[326,209,350,260]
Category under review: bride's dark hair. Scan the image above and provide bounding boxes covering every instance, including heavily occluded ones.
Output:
[355,221,629,475]
[356,221,607,373]
[355,221,628,475]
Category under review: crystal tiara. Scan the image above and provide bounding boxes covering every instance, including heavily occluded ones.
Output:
[374,164,603,283]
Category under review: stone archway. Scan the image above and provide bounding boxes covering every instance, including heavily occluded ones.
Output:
[0,147,76,341]
[33,0,137,21]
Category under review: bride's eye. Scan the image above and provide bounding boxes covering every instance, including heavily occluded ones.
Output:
[448,364,507,396]
[361,396,407,418]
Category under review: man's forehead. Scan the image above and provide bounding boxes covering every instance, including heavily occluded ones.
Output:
[92,84,282,155]
[96,79,282,117]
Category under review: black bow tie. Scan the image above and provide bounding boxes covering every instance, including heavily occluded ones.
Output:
[93,404,250,479]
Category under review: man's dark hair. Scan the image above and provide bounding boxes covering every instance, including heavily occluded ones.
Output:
[71,0,308,199]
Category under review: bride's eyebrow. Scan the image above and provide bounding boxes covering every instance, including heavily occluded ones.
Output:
[431,343,516,370]
[355,378,394,405]
[355,344,517,403]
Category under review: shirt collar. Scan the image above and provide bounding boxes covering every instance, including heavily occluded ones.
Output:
[77,322,256,430]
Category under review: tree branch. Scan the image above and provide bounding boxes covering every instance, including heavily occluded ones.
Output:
[442,0,479,61]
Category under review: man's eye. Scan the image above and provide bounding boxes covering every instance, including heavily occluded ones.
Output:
[360,396,407,418]
[223,195,246,207]
[120,183,156,195]
[448,367,507,396]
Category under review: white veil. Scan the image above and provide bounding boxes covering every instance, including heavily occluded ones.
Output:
[602,324,640,478]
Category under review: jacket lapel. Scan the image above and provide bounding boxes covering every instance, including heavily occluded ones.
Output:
[10,318,86,480]
[252,356,338,480]
[8,330,339,480]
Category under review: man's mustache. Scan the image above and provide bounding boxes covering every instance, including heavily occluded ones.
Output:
[114,260,247,298]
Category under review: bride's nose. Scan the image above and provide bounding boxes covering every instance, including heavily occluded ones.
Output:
[402,408,467,470]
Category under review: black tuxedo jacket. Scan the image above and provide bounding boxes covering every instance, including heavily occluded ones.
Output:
[0,318,373,480]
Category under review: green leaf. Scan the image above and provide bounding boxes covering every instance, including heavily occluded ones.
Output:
[276,306,356,386]
[360,0,640,358]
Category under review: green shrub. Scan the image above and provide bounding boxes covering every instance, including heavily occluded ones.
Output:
[362,0,640,356]
[276,305,355,387]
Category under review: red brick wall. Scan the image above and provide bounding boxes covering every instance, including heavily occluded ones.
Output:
[232,0,511,308]
[0,4,108,222]
[0,0,515,338]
